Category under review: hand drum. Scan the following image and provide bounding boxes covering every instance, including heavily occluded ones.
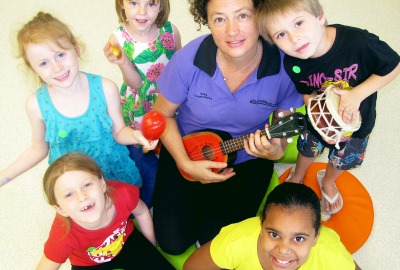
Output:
[308,86,361,149]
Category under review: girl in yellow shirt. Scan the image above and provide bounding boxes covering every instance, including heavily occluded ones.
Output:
[184,182,361,270]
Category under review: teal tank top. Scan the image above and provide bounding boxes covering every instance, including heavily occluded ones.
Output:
[36,73,142,186]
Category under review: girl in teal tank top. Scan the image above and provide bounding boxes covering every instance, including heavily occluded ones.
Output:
[36,73,143,186]
[0,12,157,189]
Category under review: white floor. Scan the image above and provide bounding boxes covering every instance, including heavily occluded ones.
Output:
[0,1,399,269]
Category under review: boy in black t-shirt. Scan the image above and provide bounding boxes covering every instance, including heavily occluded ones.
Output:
[257,0,400,220]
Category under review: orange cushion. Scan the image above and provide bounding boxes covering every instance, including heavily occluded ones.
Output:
[279,162,374,254]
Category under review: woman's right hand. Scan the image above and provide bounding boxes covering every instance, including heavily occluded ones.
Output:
[179,159,235,184]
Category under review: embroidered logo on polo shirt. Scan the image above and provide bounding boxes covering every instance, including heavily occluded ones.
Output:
[194,92,212,100]
[250,99,277,107]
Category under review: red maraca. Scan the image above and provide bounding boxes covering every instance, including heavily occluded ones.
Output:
[141,111,166,140]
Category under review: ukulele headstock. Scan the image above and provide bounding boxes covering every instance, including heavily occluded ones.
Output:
[267,112,307,139]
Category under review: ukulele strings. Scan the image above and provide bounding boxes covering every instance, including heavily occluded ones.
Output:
[186,117,297,161]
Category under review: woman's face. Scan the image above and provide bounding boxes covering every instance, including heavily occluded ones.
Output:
[207,0,259,59]
[257,205,319,270]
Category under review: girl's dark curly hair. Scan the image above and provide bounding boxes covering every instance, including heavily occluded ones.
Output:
[188,0,261,30]
[261,182,321,235]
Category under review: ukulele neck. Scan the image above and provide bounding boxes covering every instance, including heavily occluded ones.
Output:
[220,129,269,154]
[219,113,307,155]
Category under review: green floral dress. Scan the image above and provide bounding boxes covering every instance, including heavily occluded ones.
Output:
[113,21,177,129]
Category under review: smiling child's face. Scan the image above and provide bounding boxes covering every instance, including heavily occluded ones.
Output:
[257,205,319,270]
[53,170,108,230]
[266,8,327,59]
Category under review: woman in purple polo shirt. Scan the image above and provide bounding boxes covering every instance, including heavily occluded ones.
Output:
[152,0,303,255]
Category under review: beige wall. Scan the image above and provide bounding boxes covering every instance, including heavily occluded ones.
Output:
[0,1,398,269]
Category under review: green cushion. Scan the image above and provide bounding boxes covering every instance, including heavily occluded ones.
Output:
[133,219,196,269]
[256,169,280,216]
[158,244,196,270]
[295,105,306,114]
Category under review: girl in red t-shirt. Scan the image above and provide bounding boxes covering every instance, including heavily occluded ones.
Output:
[37,152,174,270]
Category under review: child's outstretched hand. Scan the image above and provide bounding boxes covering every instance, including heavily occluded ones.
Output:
[131,129,158,150]
[103,38,128,66]
[0,172,11,188]
[104,42,122,64]
[332,87,362,124]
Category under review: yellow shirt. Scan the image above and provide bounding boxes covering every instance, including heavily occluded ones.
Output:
[211,217,355,270]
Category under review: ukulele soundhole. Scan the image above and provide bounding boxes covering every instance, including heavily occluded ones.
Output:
[202,145,214,160]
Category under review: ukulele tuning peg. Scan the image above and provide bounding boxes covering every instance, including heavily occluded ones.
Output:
[287,137,293,143]
[278,112,285,118]
[290,107,295,113]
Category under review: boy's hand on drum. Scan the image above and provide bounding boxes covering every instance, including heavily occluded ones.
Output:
[332,87,362,124]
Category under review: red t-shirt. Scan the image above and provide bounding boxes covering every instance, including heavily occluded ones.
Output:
[44,180,139,266]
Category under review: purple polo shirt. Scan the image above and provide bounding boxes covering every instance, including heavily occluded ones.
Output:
[157,34,303,164]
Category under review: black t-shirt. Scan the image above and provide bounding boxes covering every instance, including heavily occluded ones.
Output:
[284,24,399,145]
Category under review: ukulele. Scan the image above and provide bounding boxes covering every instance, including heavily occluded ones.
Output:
[179,112,308,181]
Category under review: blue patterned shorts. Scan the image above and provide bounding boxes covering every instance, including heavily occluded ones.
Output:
[297,131,369,170]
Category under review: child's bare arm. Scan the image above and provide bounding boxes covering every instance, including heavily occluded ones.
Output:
[303,93,315,105]
[183,241,221,270]
[101,78,156,149]
[36,255,61,270]
[132,199,156,246]
[335,63,400,123]
[103,34,142,89]
[0,95,49,187]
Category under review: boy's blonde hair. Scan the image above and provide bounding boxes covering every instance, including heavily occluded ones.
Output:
[115,0,170,28]
[16,12,84,85]
[43,152,112,231]
[257,0,325,44]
